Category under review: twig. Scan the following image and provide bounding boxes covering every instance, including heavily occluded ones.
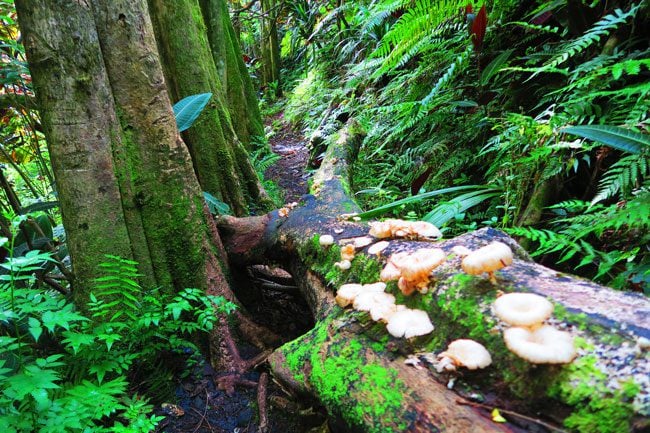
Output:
[191,389,215,433]
[456,399,568,433]
[257,372,269,433]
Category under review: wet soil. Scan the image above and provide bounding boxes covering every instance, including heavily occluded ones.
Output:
[264,113,310,203]
[153,114,318,433]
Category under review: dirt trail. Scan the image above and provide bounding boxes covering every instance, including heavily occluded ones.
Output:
[264,114,310,203]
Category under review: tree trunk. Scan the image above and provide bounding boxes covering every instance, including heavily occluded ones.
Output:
[14,0,153,299]
[147,0,268,216]
[200,0,265,150]
[260,0,281,96]
[218,122,650,433]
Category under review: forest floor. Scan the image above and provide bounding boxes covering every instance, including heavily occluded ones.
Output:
[153,114,319,433]
[264,112,310,203]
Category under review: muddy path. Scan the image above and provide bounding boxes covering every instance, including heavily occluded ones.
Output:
[264,113,310,204]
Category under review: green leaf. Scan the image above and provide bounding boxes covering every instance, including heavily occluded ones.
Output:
[561,125,649,154]
[173,93,212,132]
[480,49,514,86]
[356,185,488,219]
[203,191,231,215]
[423,188,501,226]
[28,317,43,342]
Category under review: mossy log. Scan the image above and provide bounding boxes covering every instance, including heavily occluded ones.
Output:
[217,124,650,433]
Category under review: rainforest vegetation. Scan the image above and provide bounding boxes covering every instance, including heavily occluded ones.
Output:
[0,0,648,432]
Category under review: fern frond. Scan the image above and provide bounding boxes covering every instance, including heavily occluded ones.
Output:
[592,154,649,203]
[536,4,641,75]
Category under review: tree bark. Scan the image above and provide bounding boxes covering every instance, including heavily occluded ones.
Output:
[219,123,650,433]
[200,0,265,151]
[260,0,281,96]
[14,0,151,299]
[147,0,268,216]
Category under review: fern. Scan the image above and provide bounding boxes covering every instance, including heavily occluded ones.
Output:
[533,4,641,76]
[592,154,649,203]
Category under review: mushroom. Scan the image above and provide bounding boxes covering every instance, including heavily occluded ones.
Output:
[335,282,386,308]
[390,248,446,295]
[493,293,553,328]
[334,260,351,270]
[369,219,442,240]
[353,292,397,322]
[368,241,390,256]
[340,244,356,261]
[461,241,513,283]
[353,236,374,249]
[451,245,472,257]
[436,339,492,373]
[503,325,576,364]
[319,234,334,247]
[386,308,434,338]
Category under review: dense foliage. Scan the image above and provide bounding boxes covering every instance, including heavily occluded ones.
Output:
[253,0,649,294]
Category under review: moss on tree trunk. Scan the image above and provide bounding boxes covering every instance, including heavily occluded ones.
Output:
[147,0,269,216]
[14,0,154,301]
[200,0,265,150]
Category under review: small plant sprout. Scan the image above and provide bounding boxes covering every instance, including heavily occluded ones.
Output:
[319,234,335,247]
[492,293,553,329]
[381,248,446,295]
[503,325,577,364]
[369,219,442,240]
[386,308,434,338]
[335,282,386,308]
[461,241,513,284]
[435,339,492,373]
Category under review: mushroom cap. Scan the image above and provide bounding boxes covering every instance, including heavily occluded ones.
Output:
[319,234,334,246]
[493,292,553,327]
[353,236,374,248]
[461,241,513,275]
[393,248,446,280]
[386,309,434,338]
[340,244,356,261]
[369,221,393,238]
[451,245,472,257]
[409,221,442,239]
[353,291,395,313]
[503,325,576,364]
[334,260,351,270]
[335,282,385,308]
[440,339,492,370]
[368,241,390,256]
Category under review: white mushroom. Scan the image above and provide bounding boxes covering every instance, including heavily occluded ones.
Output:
[386,309,434,338]
[451,245,472,257]
[353,292,397,322]
[319,234,334,246]
[334,260,351,270]
[390,248,446,296]
[436,339,492,372]
[353,236,374,249]
[461,241,513,283]
[493,293,553,328]
[503,325,576,364]
[369,219,442,240]
[335,282,386,308]
[368,241,390,256]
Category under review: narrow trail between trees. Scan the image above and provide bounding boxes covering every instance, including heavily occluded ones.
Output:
[264,113,310,203]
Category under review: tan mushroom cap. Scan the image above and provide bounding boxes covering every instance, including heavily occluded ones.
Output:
[461,241,513,276]
[369,219,442,240]
[493,292,554,327]
[335,282,385,308]
[340,244,356,261]
[440,339,493,370]
[503,325,576,364]
[319,234,335,246]
[368,241,390,256]
[386,308,434,338]
[353,291,396,313]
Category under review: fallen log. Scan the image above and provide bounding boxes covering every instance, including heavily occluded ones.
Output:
[218,122,650,433]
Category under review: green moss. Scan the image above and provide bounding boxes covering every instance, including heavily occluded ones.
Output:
[549,355,640,433]
[554,304,625,346]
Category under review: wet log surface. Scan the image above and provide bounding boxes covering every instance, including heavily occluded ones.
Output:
[218,123,650,433]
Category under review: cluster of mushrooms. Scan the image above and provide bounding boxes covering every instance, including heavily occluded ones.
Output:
[320,217,577,369]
